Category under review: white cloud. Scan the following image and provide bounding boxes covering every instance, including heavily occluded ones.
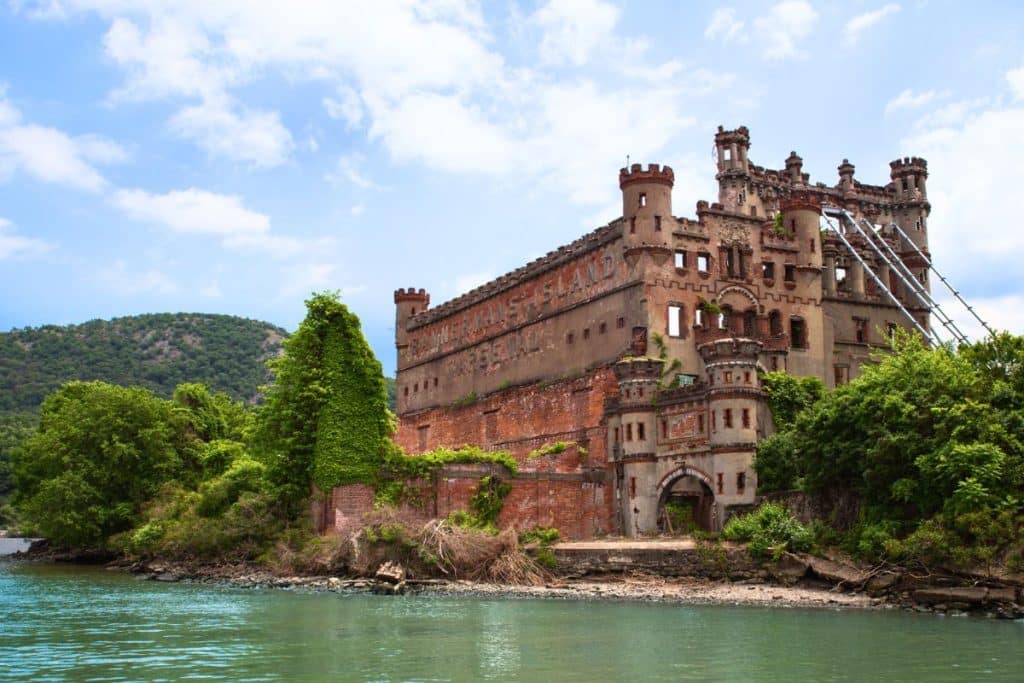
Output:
[327,153,378,189]
[705,8,745,43]
[753,1,819,61]
[885,88,941,116]
[843,4,900,46]
[97,259,179,296]
[350,204,365,216]
[200,280,223,298]
[0,89,125,191]
[1008,66,1024,101]
[169,98,293,168]
[18,0,713,207]
[323,86,364,129]
[275,261,338,301]
[112,187,269,237]
[531,0,620,66]
[900,71,1024,324]
[0,217,54,260]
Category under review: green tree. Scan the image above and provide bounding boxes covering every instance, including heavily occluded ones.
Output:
[13,381,200,546]
[253,292,390,512]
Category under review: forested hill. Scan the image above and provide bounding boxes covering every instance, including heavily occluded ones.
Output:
[0,313,288,410]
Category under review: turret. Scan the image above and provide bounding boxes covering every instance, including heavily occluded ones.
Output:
[619,163,674,247]
[889,156,930,254]
[784,151,804,184]
[612,357,664,460]
[394,287,429,367]
[714,125,751,174]
[700,338,762,450]
[837,159,856,192]
[779,192,823,269]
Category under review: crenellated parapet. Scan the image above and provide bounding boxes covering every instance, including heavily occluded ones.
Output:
[394,287,430,305]
[618,163,675,190]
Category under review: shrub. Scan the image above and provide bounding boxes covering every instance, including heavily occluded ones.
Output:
[722,502,813,559]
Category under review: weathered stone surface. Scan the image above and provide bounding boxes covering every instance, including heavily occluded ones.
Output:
[804,556,868,586]
[375,561,407,584]
[767,553,809,585]
[865,572,900,595]
[913,587,990,605]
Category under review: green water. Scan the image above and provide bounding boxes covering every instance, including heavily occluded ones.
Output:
[1,563,1021,682]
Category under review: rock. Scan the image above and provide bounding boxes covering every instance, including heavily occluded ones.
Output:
[768,553,809,585]
[865,572,900,595]
[986,587,1017,604]
[912,587,988,605]
[154,573,181,582]
[804,556,868,586]
[375,561,407,584]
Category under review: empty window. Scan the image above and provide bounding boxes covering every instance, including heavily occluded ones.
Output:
[630,476,637,498]
[434,377,439,387]
[762,261,775,280]
[724,371,733,383]
[639,193,647,207]
[638,387,644,398]
[697,414,704,432]
[737,471,746,493]
[744,371,751,383]
[836,265,848,288]
[599,322,607,334]
[638,423,646,440]
[567,332,574,344]
[784,264,796,282]
[630,217,636,234]
[614,426,620,443]
[742,408,750,428]
[626,423,633,441]
[770,356,779,370]
[750,205,758,217]
[717,473,724,495]
[791,318,807,348]
[769,310,783,336]
[655,215,662,231]
[855,318,867,344]
[418,425,429,451]
[711,410,716,431]
[723,148,732,161]
[404,386,409,397]
[583,327,591,340]
[668,304,684,337]
[695,308,704,327]
[834,365,846,386]
[414,382,419,392]
[661,420,668,439]
[697,252,710,272]
[616,317,625,329]
[886,322,898,340]
[724,409,733,428]
[675,250,687,269]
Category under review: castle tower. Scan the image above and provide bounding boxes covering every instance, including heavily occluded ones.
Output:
[837,159,856,192]
[714,125,750,174]
[611,357,665,535]
[619,163,674,248]
[785,151,804,184]
[780,192,823,270]
[889,157,931,255]
[394,287,429,369]
[700,338,762,524]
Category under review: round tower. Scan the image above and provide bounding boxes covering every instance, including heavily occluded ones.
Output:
[611,356,664,536]
[700,338,762,523]
[394,287,429,367]
[837,159,856,192]
[889,156,931,254]
[784,151,804,184]
[780,192,822,269]
[619,163,674,248]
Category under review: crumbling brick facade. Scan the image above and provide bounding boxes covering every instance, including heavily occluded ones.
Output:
[376,125,932,538]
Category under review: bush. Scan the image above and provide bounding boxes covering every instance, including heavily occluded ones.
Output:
[722,502,814,559]
[519,527,560,545]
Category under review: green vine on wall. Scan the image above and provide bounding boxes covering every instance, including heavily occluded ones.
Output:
[527,440,588,460]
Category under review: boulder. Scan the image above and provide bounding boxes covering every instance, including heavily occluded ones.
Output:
[768,553,809,584]
[912,587,989,605]
[804,556,869,586]
[375,561,407,584]
[865,572,900,595]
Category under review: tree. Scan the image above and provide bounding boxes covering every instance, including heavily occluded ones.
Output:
[253,292,390,512]
[13,381,200,546]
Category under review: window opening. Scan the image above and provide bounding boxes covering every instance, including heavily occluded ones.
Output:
[599,322,607,334]
[790,318,807,348]
[737,471,746,493]
[717,473,724,495]
[638,423,646,440]
[697,414,704,432]
[697,252,710,272]
[668,304,683,337]
[762,261,775,280]
[784,264,796,282]
[674,250,687,269]
[742,408,750,428]
[639,193,647,207]
[655,215,662,231]
[626,424,633,441]
[724,409,733,428]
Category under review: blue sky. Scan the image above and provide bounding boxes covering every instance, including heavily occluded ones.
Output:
[1,1,1022,375]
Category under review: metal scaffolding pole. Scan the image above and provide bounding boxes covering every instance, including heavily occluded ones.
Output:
[820,213,941,346]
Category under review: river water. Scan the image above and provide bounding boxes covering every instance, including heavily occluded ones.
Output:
[1,563,1021,682]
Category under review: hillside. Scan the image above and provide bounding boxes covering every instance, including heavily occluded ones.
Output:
[0,313,288,411]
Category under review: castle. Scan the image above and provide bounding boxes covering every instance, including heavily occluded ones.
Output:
[388,125,933,538]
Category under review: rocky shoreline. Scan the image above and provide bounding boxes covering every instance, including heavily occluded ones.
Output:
[8,539,1022,619]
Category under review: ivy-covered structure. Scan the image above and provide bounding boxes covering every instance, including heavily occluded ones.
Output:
[383,125,932,537]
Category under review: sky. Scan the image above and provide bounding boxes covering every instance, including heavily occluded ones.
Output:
[1,0,1023,376]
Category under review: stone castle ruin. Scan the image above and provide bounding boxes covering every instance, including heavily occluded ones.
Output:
[335,125,957,538]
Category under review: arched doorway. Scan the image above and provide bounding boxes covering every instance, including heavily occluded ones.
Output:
[655,466,716,534]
